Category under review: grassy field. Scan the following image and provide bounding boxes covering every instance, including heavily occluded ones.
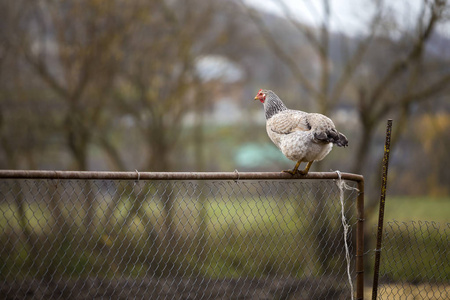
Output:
[3,195,447,234]
[381,196,450,223]
[365,196,450,228]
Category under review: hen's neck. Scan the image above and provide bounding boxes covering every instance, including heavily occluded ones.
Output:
[264,93,287,120]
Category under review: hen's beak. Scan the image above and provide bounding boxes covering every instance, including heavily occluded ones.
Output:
[254,96,259,100]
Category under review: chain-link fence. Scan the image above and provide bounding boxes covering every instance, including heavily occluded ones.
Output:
[0,171,363,300]
[374,220,450,300]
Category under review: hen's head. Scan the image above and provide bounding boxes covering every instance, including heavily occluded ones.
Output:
[254,89,269,103]
[254,89,287,119]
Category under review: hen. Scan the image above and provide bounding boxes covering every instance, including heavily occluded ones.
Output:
[254,89,348,175]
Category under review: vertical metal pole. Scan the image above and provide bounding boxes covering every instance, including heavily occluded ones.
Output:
[356,179,365,300]
[371,119,393,300]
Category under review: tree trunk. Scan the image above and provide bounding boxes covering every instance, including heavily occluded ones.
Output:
[65,111,97,237]
[351,118,375,176]
[193,91,208,262]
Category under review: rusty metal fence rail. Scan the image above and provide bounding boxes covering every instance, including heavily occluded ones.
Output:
[0,171,364,299]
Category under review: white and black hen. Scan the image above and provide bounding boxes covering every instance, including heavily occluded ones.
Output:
[254,89,348,175]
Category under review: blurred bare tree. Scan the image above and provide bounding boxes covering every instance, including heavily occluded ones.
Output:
[0,0,234,269]
[0,1,54,170]
[114,0,235,251]
[18,0,140,171]
[10,0,144,236]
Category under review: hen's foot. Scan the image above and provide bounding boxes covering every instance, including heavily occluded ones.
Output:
[282,169,297,175]
[282,161,303,175]
[282,161,312,176]
[298,169,309,175]
[282,169,309,175]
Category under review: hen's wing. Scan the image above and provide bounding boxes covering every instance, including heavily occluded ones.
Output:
[268,110,348,147]
[267,110,311,135]
[307,113,348,147]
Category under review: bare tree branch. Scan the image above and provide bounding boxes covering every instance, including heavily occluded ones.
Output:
[368,0,440,107]
[271,0,322,50]
[237,0,322,100]
[329,2,385,103]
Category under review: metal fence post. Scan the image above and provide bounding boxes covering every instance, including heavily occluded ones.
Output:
[372,119,393,300]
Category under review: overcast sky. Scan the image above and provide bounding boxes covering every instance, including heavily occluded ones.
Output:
[244,0,449,37]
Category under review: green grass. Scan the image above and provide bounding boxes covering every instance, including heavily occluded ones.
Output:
[373,196,450,223]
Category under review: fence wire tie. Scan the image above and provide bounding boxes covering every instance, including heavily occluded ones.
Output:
[335,170,355,300]
[135,169,140,184]
[234,169,240,183]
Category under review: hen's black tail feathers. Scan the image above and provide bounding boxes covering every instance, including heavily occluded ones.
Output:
[335,132,348,147]
[314,130,348,147]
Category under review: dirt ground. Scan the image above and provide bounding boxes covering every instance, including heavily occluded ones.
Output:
[364,283,450,300]
[1,276,351,300]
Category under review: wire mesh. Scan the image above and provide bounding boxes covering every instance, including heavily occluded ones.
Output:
[0,177,360,299]
[375,220,450,300]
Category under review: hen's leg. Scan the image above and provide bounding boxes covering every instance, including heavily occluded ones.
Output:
[283,161,302,175]
[298,161,313,175]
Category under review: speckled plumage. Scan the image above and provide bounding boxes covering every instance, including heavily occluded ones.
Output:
[255,89,348,174]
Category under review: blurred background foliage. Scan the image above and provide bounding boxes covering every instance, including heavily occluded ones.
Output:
[0,0,449,205]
